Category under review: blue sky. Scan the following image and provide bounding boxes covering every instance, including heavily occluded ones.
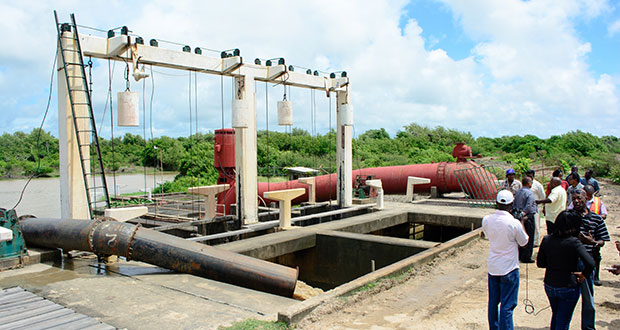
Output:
[1,0,619,140]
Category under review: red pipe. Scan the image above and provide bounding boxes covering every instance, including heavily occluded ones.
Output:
[220,160,498,208]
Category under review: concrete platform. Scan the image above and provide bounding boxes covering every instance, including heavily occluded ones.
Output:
[0,258,297,330]
[1,200,495,328]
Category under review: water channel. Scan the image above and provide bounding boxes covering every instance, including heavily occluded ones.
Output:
[0,173,176,218]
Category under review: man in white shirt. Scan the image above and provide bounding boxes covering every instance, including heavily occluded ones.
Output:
[526,170,545,246]
[482,190,529,330]
[536,177,567,235]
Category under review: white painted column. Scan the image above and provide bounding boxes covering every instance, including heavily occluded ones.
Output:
[336,89,353,208]
[58,29,89,220]
[234,75,258,224]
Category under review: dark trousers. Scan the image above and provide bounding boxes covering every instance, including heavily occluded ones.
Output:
[593,247,601,282]
[546,220,555,235]
[519,213,535,262]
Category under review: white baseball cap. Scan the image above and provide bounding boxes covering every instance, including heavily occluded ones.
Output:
[496,190,514,205]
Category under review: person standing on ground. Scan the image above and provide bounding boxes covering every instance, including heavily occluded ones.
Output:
[537,178,567,235]
[547,169,569,196]
[482,190,529,330]
[572,190,610,330]
[580,170,600,195]
[514,177,537,263]
[566,173,584,206]
[568,185,608,286]
[537,210,595,330]
[526,169,545,246]
[501,169,522,195]
[566,165,578,183]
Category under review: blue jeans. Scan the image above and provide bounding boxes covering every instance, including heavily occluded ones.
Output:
[488,268,519,330]
[544,284,581,330]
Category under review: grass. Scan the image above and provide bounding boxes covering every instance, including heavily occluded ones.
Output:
[218,319,291,330]
[258,176,289,183]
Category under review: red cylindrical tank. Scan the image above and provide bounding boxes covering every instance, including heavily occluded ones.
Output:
[214,129,235,169]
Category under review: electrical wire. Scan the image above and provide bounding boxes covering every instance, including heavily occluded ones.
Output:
[11,46,58,210]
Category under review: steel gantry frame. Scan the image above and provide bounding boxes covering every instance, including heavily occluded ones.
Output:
[57,17,353,224]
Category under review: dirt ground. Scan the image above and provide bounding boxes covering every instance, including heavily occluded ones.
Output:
[297,179,620,330]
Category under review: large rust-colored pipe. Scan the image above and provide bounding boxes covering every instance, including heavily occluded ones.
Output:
[220,160,498,207]
[19,217,298,297]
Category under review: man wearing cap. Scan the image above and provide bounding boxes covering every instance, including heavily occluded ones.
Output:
[482,190,529,330]
[500,169,522,195]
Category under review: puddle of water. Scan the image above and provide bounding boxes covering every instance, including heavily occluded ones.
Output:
[1,257,174,288]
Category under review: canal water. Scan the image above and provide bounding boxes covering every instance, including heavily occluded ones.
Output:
[0,173,176,218]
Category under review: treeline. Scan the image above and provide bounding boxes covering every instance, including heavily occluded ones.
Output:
[1,125,619,190]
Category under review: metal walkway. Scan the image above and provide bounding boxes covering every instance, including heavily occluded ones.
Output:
[0,287,115,330]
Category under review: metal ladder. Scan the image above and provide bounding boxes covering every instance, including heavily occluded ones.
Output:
[54,12,110,218]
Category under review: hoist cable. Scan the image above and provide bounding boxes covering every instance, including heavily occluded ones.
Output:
[11,45,57,210]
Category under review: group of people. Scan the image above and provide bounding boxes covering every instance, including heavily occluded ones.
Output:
[484,167,614,330]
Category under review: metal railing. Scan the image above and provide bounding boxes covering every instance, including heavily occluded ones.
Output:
[454,166,500,208]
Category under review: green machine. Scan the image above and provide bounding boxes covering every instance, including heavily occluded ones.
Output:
[0,208,27,263]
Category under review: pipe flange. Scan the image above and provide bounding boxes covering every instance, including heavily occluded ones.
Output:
[87,217,116,256]
[125,223,141,261]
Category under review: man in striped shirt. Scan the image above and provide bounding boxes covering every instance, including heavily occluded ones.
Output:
[573,189,610,330]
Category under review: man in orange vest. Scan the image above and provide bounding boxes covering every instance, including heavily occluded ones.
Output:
[583,185,607,287]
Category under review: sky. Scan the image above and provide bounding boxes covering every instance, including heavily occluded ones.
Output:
[1,0,620,140]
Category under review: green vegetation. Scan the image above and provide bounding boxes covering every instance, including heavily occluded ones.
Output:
[2,125,619,190]
[218,319,290,330]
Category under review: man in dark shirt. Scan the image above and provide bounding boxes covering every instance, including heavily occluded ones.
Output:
[514,177,537,263]
[573,190,610,330]
[580,169,600,195]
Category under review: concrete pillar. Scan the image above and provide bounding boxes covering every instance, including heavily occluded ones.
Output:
[264,188,305,229]
[58,29,89,220]
[336,90,352,208]
[234,75,258,225]
[365,179,384,210]
[187,184,230,219]
[298,177,316,204]
[406,176,431,202]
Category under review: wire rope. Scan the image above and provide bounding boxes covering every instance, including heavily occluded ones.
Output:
[265,81,270,191]
[328,92,332,203]
[220,75,224,129]
[11,45,57,210]
[109,59,118,197]
[142,69,147,202]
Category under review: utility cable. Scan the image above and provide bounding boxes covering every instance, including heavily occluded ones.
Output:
[11,46,57,210]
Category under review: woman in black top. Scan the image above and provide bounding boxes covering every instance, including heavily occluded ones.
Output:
[537,210,595,330]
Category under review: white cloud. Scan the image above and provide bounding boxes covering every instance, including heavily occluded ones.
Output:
[608,19,620,36]
[0,0,618,140]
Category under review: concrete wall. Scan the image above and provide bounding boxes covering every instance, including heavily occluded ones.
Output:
[273,231,433,290]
